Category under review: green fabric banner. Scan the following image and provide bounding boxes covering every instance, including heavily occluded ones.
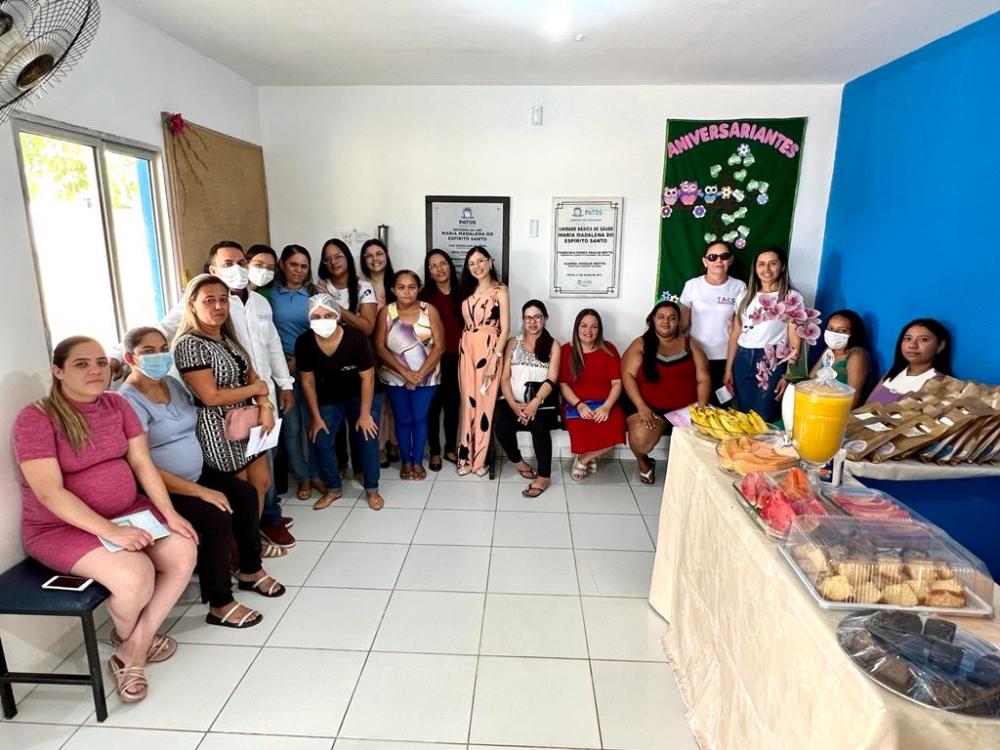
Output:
[655,117,806,300]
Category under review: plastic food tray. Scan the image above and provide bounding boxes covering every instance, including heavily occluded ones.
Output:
[780,516,994,618]
[715,433,799,477]
[837,610,1000,717]
[730,469,842,542]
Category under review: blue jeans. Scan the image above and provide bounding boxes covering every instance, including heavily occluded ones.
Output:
[314,394,383,491]
[261,449,282,526]
[282,379,317,482]
[732,346,784,423]
[385,385,438,464]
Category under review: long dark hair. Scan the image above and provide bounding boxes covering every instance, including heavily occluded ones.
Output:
[318,238,360,313]
[640,300,681,383]
[419,248,460,317]
[458,246,499,303]
[360,238,397,304]
[737,247,792,320]
[569,308,609,381]
[276,244,319,293]
[885,318,953,380]
[826,309,869,352]
[522,299,554,364]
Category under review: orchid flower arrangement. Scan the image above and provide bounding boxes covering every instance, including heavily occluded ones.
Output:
[752,290,822,390]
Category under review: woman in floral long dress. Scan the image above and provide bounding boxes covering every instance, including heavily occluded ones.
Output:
[456,247,509,476]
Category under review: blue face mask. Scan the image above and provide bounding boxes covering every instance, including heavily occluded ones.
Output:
[137,352,173,380]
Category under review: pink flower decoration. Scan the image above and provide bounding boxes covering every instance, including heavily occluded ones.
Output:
[734,238,747,249]
[775,340,795,360]
[661,205,672,218]
[785,290,804,308]
[797,321,821,344]
[787,307,809,323]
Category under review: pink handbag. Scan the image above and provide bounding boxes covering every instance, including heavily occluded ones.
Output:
[224,406,259,441]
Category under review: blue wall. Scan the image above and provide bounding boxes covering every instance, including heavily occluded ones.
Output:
[817,12,1000,383]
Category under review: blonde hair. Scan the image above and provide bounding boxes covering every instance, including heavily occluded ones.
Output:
[35,336,100,452]
[173,274,252,362]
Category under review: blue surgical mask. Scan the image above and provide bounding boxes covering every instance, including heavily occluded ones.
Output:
[138,352,173,380]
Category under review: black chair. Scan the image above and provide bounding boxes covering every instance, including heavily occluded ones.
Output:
[0,558,110,722]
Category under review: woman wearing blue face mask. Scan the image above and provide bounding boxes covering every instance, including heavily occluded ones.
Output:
[120,327,284,629]
[808,309,872,407]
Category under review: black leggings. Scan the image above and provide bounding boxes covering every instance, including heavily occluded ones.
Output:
[170,466,262,609]
[427,352,460,455]
[493,399,553,478]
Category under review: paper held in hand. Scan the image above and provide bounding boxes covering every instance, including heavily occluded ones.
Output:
[100,510,170,552]
[245,418,283,457]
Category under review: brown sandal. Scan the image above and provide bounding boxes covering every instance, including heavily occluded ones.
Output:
[109,630,177,663]
[412,464,427,480]
[367,492,385,511]
[515,463,538,480]
[399,462,414,480]
[522,482,549,498]
[313,490,343,510]
[109,655,148,703]
[296,481,312,501]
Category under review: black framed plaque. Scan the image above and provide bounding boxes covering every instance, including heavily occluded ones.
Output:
[426,195,510,283]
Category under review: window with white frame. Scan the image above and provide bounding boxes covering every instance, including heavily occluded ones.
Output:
[13,117,175,352]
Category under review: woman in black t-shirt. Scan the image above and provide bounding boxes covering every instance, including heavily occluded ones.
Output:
[296,294,385,510]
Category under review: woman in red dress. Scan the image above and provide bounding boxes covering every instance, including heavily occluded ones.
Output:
[559,309,626,480]
[621,300,711,483]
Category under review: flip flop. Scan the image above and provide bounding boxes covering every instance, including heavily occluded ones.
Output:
[367,492,385,510]
[521,483,548,498]
[516,464,538,480]
[205,602,263,629]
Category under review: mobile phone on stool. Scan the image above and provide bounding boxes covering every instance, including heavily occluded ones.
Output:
[42,575,94,592]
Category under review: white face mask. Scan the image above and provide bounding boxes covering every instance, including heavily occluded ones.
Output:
[248,266,275,287]
[310,318,339,338]
[215,264,249,290]
[824,330,851,351]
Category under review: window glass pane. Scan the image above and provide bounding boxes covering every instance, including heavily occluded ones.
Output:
[106,151,166,328]
[18,131,119,349]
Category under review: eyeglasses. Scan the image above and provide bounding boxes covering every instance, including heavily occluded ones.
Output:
[706,252,733,262]
[324,254,346,264]
[523,314,544,323]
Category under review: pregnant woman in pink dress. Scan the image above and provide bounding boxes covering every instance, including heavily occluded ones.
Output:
[12,337,198,704]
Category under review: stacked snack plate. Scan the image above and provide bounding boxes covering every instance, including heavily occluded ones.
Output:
[780,516,993,617]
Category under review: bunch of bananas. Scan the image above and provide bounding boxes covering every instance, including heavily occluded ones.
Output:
[689,406,769,440]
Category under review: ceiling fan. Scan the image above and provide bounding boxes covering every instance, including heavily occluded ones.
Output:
[0,0,100,124]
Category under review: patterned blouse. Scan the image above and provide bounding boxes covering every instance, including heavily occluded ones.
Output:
[379,302,440,387]
[174,332,257,473]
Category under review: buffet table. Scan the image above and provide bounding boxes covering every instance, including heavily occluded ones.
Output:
[648,429,1000,750]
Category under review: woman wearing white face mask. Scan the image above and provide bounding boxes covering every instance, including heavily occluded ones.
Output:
[246,245,278,299]
[296,294,385,511]
[809,308,872,407]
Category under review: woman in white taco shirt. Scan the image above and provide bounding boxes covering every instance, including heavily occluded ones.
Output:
[680,240,747,401]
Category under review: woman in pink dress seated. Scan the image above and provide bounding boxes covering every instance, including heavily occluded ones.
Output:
[12,336,198,705]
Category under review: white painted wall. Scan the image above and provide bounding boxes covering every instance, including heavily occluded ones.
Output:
[258,84,842,345]
[0,0,260,684]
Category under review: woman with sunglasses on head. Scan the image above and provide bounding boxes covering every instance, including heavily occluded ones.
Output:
[419,249,463,470]
[121,326,284,630]
[360,238,401,468]
[494,300,561,498]
[373,270,445,480]
[622,301,711,484]
[559,309,626,481]
[13,336,198,703]
[809,309,872,407]
[724,247,800,423]
[270,244,325,502]
[680,241,747,401]
[867,318,952,405]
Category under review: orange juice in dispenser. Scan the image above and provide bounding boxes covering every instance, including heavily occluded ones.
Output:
[792,351,855,465]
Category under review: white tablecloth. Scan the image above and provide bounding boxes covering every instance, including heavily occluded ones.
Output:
[649,429,1000,750]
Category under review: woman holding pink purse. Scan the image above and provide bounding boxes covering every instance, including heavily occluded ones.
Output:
[173,274,275,519]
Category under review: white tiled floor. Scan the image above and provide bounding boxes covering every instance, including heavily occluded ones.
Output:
[4,458,697,750]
